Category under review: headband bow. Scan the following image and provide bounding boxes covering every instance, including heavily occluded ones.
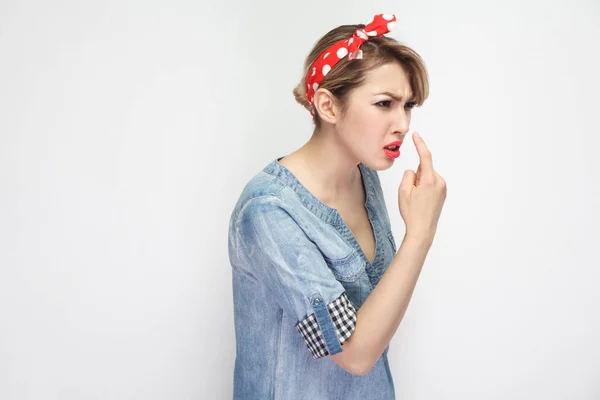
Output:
[305,14,397,115]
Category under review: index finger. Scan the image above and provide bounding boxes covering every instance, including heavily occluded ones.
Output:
[412,131,435,175]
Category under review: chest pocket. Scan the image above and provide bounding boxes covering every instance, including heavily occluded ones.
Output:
[324,251,366,308]
[324,251,365,282]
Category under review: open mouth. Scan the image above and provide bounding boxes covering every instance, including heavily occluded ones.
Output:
[383,141,402,159]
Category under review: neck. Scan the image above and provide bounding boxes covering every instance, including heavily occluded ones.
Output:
[288,127,361,203]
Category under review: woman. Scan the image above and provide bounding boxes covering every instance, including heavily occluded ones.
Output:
[228,14,446,399]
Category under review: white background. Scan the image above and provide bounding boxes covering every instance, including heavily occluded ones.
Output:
[1,0,599,399]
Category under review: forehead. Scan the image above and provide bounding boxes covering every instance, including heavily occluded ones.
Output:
[359,62,413,98]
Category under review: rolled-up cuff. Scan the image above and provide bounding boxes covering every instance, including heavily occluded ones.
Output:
[295,293,357,359]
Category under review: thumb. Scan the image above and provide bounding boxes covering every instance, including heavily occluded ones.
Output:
[399,169,416,195]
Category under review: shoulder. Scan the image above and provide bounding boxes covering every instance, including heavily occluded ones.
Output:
[231,163,291,219]
[228,161,303,241]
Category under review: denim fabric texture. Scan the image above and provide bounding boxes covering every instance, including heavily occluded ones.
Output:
[228,158,398,399]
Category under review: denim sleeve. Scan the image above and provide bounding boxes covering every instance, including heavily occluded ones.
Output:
[234,196,356,358]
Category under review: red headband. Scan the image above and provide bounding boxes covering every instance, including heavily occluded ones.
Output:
[305,14,397,115]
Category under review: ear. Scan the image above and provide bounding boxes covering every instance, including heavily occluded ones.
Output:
[313,89,341,124]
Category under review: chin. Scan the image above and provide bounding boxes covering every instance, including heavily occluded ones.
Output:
[360,156,395,171]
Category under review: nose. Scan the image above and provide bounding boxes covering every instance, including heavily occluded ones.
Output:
[392,108,411,136]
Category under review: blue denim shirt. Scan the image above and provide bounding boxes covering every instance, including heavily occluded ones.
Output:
[228,159,398,399]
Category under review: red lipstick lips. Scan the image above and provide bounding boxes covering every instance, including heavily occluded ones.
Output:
[383,141,402,159]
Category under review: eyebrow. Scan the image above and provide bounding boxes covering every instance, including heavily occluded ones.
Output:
[376,91,416,102]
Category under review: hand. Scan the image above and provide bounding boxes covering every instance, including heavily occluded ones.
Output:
[398,132,447,243]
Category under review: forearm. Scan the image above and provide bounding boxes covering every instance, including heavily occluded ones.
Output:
[334,234,432,374]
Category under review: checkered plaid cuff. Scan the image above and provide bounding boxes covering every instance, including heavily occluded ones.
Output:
[295,293,357,359]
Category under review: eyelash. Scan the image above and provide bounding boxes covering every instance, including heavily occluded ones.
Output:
[376,100,417,110]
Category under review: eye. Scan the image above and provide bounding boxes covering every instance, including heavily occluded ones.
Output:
[376,100,392,108]
[405,101,417,110]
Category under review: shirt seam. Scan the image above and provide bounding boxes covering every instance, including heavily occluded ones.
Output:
[233,191,285,258]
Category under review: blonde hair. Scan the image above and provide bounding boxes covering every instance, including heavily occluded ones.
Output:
[293,24,430,128]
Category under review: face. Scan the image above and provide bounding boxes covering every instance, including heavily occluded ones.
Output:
[335,62,415,170]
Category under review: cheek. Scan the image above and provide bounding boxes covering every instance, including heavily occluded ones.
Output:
[340,106,388,144]
[343,110,389,141]
[344,117,374,143]
[346,107,379,132]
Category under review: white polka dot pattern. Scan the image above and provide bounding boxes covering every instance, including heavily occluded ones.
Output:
[305,13,398,116]
[356,30,368,40]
